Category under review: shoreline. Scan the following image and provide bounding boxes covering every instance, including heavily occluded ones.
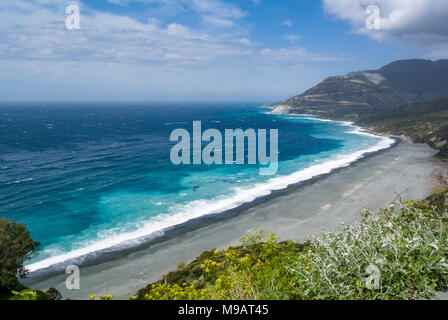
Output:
[24,111,394,275]
[20,108,446,299]
[22,139,446,299]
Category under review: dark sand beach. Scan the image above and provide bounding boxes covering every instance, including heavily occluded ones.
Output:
[23,140,446,299]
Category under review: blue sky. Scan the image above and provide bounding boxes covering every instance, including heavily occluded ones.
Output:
[0,0,446,102]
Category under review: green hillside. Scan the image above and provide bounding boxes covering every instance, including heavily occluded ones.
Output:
[360,97,448,159]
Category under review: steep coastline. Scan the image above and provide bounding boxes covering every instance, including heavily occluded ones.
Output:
[276,59,448,117]
[269,97,448,162]
[269,59,448,161]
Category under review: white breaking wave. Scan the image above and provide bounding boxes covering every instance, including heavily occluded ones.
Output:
[26,120,395,273]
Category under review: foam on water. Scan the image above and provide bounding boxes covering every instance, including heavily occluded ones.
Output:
[26,119,394,273]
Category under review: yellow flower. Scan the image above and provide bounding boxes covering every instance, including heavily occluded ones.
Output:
[305,266,310,270]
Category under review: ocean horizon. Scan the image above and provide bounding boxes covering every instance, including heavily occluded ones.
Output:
[0,103,394,274]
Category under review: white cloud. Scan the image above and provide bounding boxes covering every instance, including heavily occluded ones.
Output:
[0,0,339,66]
[106,0,247,28]
[259,48,342,63]
[166,23,189,35]
[202,15,235,27]
[282,20,293,27]
[322,0,448,58]
[190,0,247,27]
[0,0,250,65]
[190,0,246,19]
[0,0,345,101]
[238,38,250,45]
[284,34,301,42]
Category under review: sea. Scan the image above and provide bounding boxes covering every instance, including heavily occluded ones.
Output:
[0,103,394,273]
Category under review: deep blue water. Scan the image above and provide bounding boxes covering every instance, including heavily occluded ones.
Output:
[0,103,392,270]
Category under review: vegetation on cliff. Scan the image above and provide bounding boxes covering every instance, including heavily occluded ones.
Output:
[0,219,39,288]
[359,97,448,160]
[0,218,60,300]
[272,59,448,160]
[134,189,448,300]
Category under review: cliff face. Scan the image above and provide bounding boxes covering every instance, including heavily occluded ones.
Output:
[278,59,448,120]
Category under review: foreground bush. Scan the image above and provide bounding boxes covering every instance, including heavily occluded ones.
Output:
[135,200,448,300]
[289,201,448,299]
[0,219,40,290]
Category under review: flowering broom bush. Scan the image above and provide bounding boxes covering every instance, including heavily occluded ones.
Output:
[202,229,304,300]
[137,283,207,300]
[136,230,306,300]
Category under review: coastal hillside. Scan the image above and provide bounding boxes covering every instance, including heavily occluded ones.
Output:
[272,59,448,159]
[360,97,448,159]
[275,59,448,120]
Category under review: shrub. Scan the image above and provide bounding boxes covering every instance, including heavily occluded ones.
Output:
[136,230,307,300]
[202,229,304,300]
[288,201,448,299]
[0,219,40,290]
[142,283,207,300]
[8,289,38,300]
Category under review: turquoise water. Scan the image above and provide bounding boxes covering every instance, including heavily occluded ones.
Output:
[0,103,393,271]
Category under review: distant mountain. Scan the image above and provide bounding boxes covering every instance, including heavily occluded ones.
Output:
[275,59,448,120]
[378,59,448,102]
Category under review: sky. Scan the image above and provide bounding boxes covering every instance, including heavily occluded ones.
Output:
[0,0,447,102]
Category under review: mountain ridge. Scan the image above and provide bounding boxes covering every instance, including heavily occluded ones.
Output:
[271,59,448,160]
[274,59,448,120]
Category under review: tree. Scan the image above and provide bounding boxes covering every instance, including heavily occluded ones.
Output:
[0,219,40,290]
